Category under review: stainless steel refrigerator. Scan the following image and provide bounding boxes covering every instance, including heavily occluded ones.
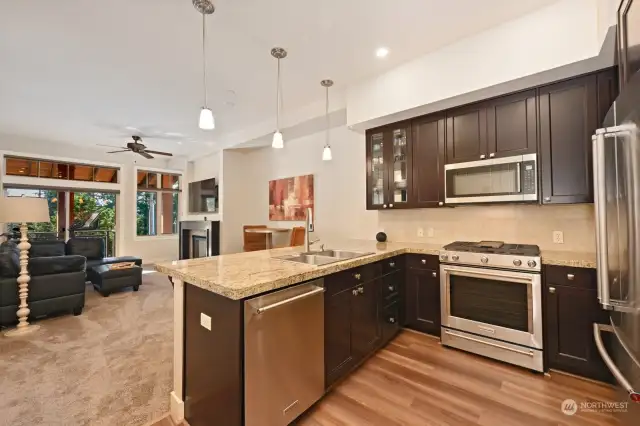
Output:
[592,68,640,424]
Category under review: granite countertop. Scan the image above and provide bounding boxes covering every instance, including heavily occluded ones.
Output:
[155,240,597,300]
[540,250,597,269]
[155,240,441,300]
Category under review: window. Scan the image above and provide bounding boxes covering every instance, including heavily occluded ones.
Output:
[136,171,181,236]
[3,156,119,183]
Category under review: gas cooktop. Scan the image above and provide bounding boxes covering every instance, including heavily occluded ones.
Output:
[440,241,541,271]
[443,241,541,256]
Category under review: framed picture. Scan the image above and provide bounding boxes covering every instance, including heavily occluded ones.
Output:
[268,174,314,221]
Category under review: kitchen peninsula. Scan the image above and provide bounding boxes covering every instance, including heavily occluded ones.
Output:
[156,239,600,426]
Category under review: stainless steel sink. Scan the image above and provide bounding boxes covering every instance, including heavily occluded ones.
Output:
[274,249,373,266]
[304,250,371,260]
[276,254,340,266]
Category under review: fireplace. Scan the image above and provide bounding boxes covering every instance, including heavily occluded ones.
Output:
[179,220,220,260]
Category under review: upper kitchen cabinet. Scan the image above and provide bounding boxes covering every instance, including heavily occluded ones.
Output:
[539,71,616,204]
[366,129,387,210]
[365,122,412,210]
[445,102,488,164]
[411,114,445,207]
[485,89,537,158]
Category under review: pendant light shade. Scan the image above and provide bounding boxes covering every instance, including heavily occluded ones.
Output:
[322,145,332,161]
[271,47,287,148]
[321,79,334,161]
[272,131,284,149]
[195,1,215,130]
[199,107,215,130]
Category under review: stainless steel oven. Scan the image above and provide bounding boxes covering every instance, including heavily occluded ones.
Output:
[444,154,537,204]
[440,263,544,371]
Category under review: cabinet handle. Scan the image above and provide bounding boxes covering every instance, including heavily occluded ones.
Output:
[544,197,551,202]
[389,262,395,267]
[358,286,364,294]
[549,287,556,294]
[383,204,387,208]
[489,153,495,158]
[352,289,358,296]
[389,317,396,324]
[389,203,394,208]
[480,154,486,159]
[421,259,427,264]
[354,273,361,280]
[438,201,444,206]
[567,274,575,280]
[388,285,395,291]
[432,272,437,277]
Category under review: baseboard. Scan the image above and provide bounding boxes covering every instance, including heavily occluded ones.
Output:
[170,391,184,423]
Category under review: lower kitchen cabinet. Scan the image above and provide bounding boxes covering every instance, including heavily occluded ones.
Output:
[324,286,355,387]
[405,255,441,336]
[324,258,403,389]
[351,278,382,362]
[543,265,613,382]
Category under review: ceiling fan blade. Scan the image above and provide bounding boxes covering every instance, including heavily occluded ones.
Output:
[97,144,126,149]
[144,150,173,157]
[107,150,131,154]
[138,151,154,159]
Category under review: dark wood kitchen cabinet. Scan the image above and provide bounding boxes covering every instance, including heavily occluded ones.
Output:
[324,266,382,388]
[445,102,488,164]
[405,255,441,336]
[538,71,618,205]
[539,74,598,204]
[411,113,446,207]
[366,122,412,210]
[543,265,613,382]
[485,89,537,158]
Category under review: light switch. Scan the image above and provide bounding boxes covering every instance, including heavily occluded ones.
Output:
[427,227,435,238]
[553,231,564,244]
[200,313,212,331]
[417,227,424,237]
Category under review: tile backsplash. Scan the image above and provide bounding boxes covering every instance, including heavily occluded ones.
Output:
[377,204,595,252]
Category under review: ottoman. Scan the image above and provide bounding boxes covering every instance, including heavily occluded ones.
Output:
[90,264,142,297]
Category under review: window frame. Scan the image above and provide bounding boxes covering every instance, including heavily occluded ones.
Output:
[135,169,182,239]
[4,155,119,183]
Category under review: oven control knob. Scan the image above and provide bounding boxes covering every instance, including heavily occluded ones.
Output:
[451,254,459,261]
[440,254,448,261]
[527,260,537,268]
[513,259,522,266]
[480,256,489,264]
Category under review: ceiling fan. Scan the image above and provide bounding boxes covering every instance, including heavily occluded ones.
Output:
[99,136,173,159]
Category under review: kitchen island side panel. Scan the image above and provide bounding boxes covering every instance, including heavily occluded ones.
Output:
[184,282,243,426]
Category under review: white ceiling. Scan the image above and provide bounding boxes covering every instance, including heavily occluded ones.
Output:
[0,0,562,156]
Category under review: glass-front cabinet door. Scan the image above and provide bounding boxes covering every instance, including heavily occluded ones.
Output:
[389,126,411,208]
[367,131,386,209]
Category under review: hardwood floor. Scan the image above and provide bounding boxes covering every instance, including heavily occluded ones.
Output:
[152,330,620,426]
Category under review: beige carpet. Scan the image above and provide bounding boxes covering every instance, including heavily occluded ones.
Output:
[0,272,173,426]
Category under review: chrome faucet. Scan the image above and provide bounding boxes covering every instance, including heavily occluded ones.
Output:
[304,207,320,252]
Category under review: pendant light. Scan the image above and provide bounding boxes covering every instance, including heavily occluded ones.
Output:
[194,0,215,130]
[271,47,287,148]
[321,79,334,161]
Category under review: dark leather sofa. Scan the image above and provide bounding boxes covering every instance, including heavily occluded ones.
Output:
[0,240,86,327]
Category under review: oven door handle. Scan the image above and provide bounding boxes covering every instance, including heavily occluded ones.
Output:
[444,330,535,357]
[441,266,534,282]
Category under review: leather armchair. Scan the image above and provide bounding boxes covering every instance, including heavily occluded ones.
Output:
[67,237,142,270]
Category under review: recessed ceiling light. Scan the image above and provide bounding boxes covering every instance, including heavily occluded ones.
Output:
[177,141,183,145]
[376,47,389,58]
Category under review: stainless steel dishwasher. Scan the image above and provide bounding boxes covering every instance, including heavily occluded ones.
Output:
[244,280,325,426]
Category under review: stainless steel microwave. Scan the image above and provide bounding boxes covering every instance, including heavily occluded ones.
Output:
[444,154,537,204]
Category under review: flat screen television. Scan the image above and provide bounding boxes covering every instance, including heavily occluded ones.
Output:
[189,178,218,213]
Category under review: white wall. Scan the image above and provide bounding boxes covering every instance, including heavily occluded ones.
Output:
[228,126,596,253]
[0,133,185,263]
[346,0,613,130]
